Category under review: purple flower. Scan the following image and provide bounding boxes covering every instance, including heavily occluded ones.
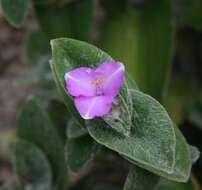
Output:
[64,61,125,119]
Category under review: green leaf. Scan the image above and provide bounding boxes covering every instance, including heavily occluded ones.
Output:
[35,0,93,40]
[35,4,71,39]
[103,78,135,136]
[123,166,159,190]
[47,99,68,142]
[68,0,93,41]
[17,97,68,190]
[67,118,88,139]
[87,89,176,174]
[0,0,29,27]
[146,126,191,182]
[100,0,172,101]
[13,139,52,190]
[125,126,192,182]
[155,179,194,190]
[189,145,200,164]
[66,135,99,173]
[25,30,50,66]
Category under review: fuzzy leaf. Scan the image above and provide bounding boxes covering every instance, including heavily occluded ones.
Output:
[66,135,99,173]
[17,97,68,190]
[67,119,88,139]
[125,126,192,182]
[124,166,159,190]
[189,145,200,164]
[155,179,194,190]
[87,89,176,174]
[0,0,29,27]
[103,77,135,136]
[13,139,52,190]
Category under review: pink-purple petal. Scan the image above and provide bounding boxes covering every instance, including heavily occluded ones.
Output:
[74,96,113,119]
[64,67,96,97]
[96,61,125,97]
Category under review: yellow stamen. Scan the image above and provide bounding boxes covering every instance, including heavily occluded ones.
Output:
[92,76,104,86]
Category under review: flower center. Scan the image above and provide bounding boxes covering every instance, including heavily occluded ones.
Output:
[91,76,104,96]
[91,76,104,86]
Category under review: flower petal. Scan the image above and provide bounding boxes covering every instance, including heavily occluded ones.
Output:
[96,61,125,97]
[74,96,113,119]
[65,67,96,97]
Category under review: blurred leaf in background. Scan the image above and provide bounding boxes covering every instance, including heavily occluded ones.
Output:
[123,166,159,190]
[155,179,194,190]
[0,0,30,27]
[13,139,52,190]
[25,30,50,67]
[35,0,93,40]
[66,135,99,173]
[17,97,68,190]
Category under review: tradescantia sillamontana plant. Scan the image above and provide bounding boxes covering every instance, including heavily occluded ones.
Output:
[1,0,201,189]
[49,38,200,189]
